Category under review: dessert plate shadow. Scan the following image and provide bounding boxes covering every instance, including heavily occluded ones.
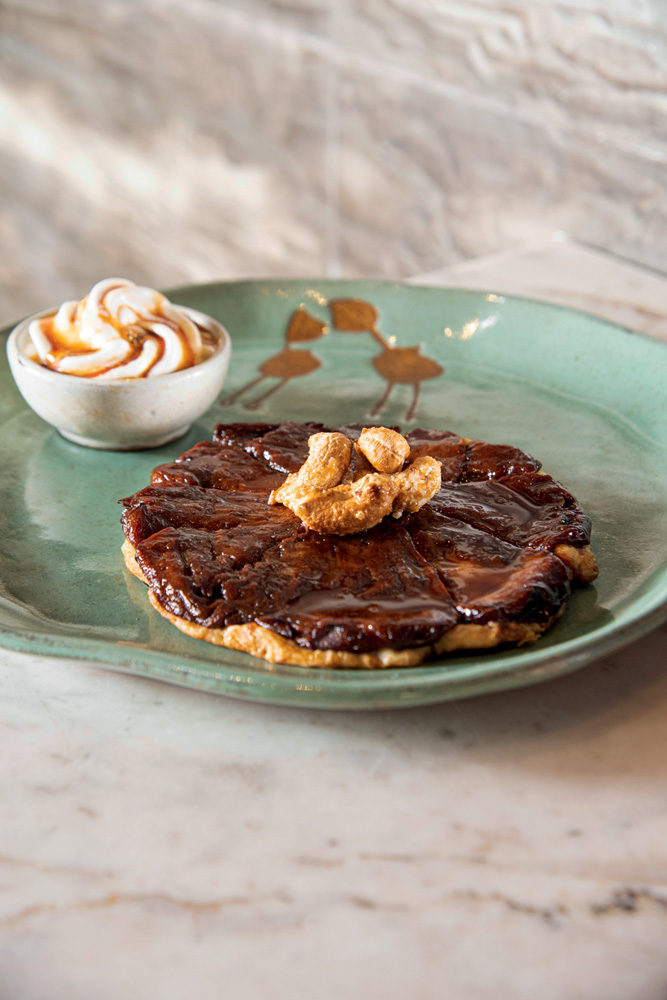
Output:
[1,280,666,709]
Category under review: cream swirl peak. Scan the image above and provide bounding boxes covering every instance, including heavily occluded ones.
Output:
[27,278,215,379]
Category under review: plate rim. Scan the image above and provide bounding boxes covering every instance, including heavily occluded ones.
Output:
[0,585,665,710]
[6,276,667,352]
[165,275,667,353]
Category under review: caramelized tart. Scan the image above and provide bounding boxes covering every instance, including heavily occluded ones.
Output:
[119,422,597,668]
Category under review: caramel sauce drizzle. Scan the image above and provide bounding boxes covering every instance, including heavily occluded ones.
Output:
[34,299,197,378]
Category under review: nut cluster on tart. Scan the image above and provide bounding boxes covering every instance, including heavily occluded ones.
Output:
[268,426,441,534]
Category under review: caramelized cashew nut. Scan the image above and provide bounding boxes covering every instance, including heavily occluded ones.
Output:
[270,432,352,504]
[269,428,442,535]
[357,426,410,474]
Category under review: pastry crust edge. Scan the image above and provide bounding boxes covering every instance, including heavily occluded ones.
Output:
[121,539,572,670]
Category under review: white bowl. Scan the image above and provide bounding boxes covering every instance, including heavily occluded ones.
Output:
[6,306,231,450]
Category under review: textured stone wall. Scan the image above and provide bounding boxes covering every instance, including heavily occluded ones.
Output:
[1,0,666,322]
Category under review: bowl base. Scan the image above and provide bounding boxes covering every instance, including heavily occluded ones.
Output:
[58,425,192,451]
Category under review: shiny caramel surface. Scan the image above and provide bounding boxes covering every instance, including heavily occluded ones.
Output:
[120,422,593,652]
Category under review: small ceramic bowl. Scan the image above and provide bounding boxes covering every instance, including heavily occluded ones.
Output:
[6,306,231,450]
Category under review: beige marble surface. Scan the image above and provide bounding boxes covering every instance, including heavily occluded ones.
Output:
[1,626,667,1000]
[2,1,667,324]
[1,241,666,999]
[416,232,667,341]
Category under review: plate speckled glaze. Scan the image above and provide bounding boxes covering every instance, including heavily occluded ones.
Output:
[2,280,666,709]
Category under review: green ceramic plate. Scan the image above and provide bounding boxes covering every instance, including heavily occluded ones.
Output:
[1,280,666,709]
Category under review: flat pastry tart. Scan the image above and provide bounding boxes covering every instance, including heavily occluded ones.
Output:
[119,421,598,669]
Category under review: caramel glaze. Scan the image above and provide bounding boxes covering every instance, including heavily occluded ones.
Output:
[120,421,593,652]
[34,311,207,377]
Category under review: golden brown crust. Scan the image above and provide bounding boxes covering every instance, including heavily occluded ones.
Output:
[435,614,561,653]
[147,590,431,668]
[122,538,146,582]
[122,539,558,668]
[554,544,599,584]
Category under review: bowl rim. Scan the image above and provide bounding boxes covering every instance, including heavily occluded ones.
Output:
[7,304,231,387]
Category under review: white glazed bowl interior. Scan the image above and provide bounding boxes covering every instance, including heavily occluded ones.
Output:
[6,306,231,450]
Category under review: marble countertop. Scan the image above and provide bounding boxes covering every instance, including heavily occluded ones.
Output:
[2,237,666,1000]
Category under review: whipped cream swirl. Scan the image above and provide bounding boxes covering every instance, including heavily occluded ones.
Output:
[28,278,214,379]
